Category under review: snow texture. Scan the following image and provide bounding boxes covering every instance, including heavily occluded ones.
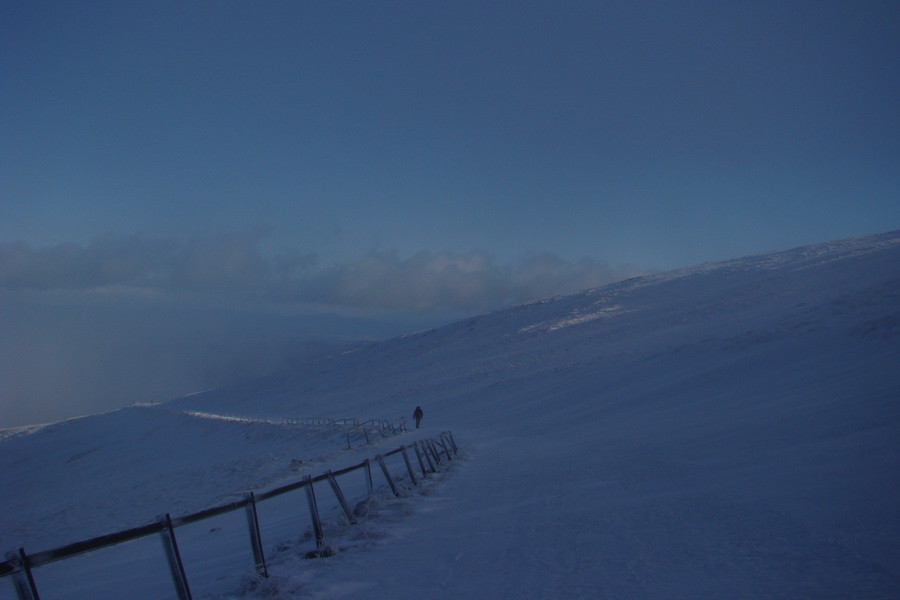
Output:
[2,230,899,599]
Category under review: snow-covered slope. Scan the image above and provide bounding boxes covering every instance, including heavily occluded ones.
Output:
[2,231,899,599]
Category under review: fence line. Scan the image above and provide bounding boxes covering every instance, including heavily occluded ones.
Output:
[345,417,408,449]
[276,416,409,450]
[279,417,361,427]
[1,431,458,600]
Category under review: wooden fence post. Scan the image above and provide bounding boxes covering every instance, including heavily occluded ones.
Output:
[401,446,418,485]
[159,514,193,600]
[244,492,268,578]
[443,436,453,459]
[413,442,429,477]
[304,476,325,552]
[435,437,451,461]
[6,549,40,600]
[326,471,357,525]
[419,440,436,473]
[447,431,459,454]
[375,455,400,497]
[427,439,442,465]
[364,458,374,498]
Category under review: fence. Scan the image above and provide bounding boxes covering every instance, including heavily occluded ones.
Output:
[279,417,360,427]
[345,418,408,449]
[276,416,409,449]
[1,431,459,600]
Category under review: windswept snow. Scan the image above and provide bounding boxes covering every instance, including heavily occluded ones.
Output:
[2,231,899,599]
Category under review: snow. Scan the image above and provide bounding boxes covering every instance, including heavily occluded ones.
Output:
[2,230,900,598]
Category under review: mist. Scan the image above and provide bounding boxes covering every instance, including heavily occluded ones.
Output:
[1,235,642,311]
[0,291,444,428]
[0,234,645,428]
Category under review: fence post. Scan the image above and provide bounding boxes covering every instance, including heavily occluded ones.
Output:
[437,437,450,460]
[6,549,40,600]
[401,446,418,485]
[435,437,451,461]
[422,439,436,465]
[419,440,436,473]
[244,492,268,578]
[375,455,400,497]
[326,471,357,525]
[159,514,193,600]
[304,476,325,552]
[413,442,429,477]
[446,430,459,454]
[364,459,374,498]
[427,439,442,465]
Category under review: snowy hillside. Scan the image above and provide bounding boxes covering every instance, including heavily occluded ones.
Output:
[2,231,899,599]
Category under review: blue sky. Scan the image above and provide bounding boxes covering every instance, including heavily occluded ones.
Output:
[4,1,898,270]
[1,1,899,425]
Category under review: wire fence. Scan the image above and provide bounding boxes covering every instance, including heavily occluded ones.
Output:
[345,418,408,448]
[2,431,458,600]
[279,417,360,427]
[277,416,410,449]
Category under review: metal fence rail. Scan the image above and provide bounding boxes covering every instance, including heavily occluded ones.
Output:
[2,431,458,600]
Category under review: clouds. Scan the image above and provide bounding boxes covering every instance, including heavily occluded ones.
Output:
[0,234,169,290]
[168,232,274,292]
[0,291,400,429]
[289,250,638,312]
[0,232,273,292]
[0,232,644,426]
[0,233,640,313]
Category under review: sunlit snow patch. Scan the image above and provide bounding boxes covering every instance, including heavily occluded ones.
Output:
[182,410,269,423]
[520,304,630,333]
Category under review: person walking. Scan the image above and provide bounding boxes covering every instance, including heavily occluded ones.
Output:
[413,406,424,429]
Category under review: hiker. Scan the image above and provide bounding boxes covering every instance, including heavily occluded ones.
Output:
[413,406,424,428]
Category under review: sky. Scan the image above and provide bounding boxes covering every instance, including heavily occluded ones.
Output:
[1,0,899,426]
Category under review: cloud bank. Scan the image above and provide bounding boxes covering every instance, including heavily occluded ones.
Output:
[0,232,273,292]
[0,232,644,427]
[0,233,640,313]
[287,250,635,312]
